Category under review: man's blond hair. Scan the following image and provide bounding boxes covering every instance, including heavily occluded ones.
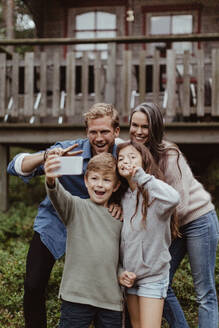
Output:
[85,153,119,185]
[83,103,119,130]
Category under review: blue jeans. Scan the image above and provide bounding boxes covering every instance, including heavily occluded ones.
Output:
[59,300,122,328]
[163,210,219,328]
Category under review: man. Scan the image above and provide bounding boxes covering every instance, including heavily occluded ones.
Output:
[7,103,120,328]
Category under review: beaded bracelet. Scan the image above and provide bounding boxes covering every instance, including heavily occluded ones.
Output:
[43,149,49,163]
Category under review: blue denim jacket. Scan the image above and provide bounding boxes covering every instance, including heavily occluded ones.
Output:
[7,138,117,259]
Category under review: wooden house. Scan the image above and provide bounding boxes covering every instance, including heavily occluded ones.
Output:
[1,0,219,211]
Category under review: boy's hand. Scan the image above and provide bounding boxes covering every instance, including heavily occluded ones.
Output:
[44,154,61,187]
[108,203,123,221]
[119,271,136,288]
[44,144,83,187]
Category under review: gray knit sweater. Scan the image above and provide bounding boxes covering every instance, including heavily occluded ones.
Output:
[163,141,214,226]
[120,168,180,284]
[46,179,123,311]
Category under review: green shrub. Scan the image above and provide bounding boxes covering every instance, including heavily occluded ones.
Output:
[0,203,36,244]
[0,237,64,328]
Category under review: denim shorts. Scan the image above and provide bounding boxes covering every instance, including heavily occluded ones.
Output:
[126,275,169,299]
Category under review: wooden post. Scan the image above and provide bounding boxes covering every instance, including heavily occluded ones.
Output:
[153,50,160,104]
[11,53,19,117]
[24,52,34,117]
[121,50,132,117]
[182,50,190,117]
[212,49,219,116]
[82,52,89,113]
[52,52,60,117]
[0,145,9,212]
[94,52,101,103]
[66,52,76,116]
[139,50,146,103]
[166,49,176,122]
[5,0,14,53]
[197,49,205,117]
[0,54,6,117]
[105,43,116,104]
[40,52,47,117]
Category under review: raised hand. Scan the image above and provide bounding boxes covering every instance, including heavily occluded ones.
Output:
[44,154,61,187]
[44,143,83,160]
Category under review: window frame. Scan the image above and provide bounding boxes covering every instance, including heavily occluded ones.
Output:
[142,4,202,54]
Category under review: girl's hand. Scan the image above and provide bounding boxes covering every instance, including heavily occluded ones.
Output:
[119,271,136,288]
[131,166,141,177]
[122,165,140,178]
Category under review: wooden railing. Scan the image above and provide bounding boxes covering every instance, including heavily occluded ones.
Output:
[0,46,219,124]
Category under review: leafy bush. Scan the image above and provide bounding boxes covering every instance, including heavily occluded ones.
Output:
[0,236,63,328]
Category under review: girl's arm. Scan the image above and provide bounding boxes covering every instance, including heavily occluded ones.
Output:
[133,167,180,213]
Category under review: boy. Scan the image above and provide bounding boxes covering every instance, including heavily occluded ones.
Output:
[44,152,135,328]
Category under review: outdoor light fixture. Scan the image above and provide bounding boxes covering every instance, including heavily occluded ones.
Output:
[126,9,134,22]
[126,0,134,22]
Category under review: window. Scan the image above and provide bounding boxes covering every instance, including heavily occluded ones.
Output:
[150,14,193,54]
[75,11,116,59]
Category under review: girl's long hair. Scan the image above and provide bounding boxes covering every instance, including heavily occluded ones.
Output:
[129,103,181,238]
[116,140,168,229]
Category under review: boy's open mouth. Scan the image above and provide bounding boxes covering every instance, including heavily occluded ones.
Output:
[95,191,105,196]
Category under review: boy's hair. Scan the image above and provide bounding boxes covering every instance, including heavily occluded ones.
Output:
[83,103,119,130]
[85,153,119,186]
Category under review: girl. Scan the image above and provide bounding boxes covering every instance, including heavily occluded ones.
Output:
[117,140,180,328]
[129,102,219,328]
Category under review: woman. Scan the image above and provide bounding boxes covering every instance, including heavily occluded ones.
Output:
[128,102,219,328]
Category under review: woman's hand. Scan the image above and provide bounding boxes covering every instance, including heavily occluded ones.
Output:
[119,271,136,288]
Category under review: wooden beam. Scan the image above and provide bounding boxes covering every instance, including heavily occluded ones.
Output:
[1,123,219,145]
[0,144,9,212]
[0,33,219,46]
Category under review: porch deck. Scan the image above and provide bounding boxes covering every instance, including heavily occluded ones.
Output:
[1,34,219,212]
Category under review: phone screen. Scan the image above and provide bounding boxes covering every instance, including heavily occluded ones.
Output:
[53,156,83,175]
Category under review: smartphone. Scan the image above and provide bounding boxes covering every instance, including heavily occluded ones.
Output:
[53,156,83,175]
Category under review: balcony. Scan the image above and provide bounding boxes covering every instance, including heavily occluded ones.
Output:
[1,33,219,211]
